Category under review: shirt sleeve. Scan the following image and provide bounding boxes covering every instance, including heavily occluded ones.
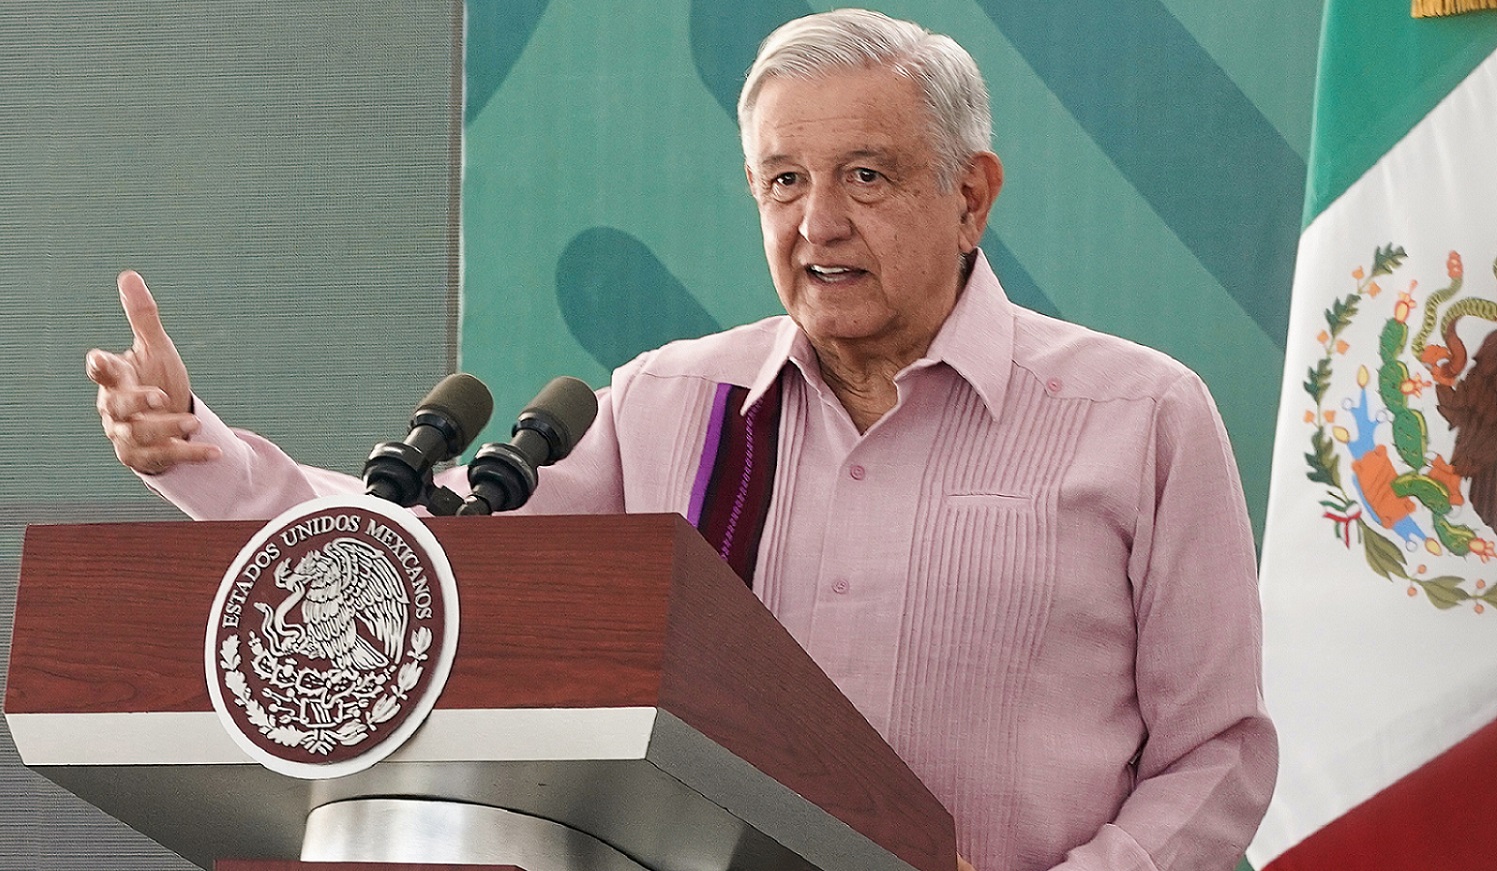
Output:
[141,378,630,521]
[1052,372,1278,871]
[140,396,361,520]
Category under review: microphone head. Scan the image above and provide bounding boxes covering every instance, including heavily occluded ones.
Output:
[516,376,599,462]
[414,372,494,458]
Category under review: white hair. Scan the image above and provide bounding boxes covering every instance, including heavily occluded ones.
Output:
[737,8,993,189]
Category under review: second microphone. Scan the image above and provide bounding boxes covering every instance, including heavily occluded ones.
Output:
[458,376,599,515]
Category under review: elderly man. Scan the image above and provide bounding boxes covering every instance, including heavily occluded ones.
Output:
[88,9,1275,871]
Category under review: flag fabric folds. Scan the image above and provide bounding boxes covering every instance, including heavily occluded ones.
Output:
[1251,5,1497,870]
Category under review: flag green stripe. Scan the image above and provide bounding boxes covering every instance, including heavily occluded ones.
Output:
[1303,7,1497,227]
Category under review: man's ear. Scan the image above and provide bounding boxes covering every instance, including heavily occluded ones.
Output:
[958,151,1004,250]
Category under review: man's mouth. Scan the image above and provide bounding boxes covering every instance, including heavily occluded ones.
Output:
[806,264,865,283]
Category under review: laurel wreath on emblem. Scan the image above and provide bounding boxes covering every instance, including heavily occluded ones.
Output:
[1304,244,1497,614]
[218,625,432,756]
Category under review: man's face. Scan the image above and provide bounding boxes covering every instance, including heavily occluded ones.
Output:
[744,66,994,363]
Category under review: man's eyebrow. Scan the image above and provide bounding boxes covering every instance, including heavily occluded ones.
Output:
[754,154,794,169]
[753,148,902,170]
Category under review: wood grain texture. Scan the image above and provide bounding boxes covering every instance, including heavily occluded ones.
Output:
[6,515,684,713]
[7,519,260,713]
[421,513,678,708]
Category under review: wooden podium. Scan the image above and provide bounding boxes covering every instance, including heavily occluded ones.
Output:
[5,513,954,871]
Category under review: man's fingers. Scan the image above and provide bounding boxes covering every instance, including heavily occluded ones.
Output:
[85,348,135,389]
[96,379,169,422]
[104,411,223,475]
[105,411,201,449]
[117,270,173,348]
[93,271,200,474]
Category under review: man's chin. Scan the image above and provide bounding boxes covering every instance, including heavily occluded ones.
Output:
[792,313,890,350]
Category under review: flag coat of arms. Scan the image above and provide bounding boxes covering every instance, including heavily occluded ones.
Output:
[1252,4,1497,869]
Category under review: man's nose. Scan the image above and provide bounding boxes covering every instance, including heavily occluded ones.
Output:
[798,182,854,245]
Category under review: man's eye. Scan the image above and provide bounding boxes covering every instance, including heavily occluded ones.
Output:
[765,172,801,201]
[852,168,881,183]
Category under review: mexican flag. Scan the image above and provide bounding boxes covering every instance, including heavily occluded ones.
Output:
[1250,3,1497,870]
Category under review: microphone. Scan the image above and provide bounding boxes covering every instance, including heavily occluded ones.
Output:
[457,376,598,515]
[363,373,494,513]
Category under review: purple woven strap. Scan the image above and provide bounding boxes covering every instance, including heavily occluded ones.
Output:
[688,378,783,586]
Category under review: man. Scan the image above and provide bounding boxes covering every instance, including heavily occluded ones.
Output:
[88,9,1275,871]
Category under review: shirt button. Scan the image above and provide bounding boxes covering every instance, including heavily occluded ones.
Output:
[833,578,851,594]
[1046,377,1064,395]
[849,464,866,480]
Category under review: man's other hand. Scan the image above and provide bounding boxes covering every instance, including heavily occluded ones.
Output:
[958,855,977,871]
[86,270,220,474]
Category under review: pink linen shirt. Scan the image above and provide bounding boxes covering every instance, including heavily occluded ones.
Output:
[147,252,1276,871]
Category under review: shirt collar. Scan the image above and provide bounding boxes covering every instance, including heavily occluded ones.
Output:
[741,248,1015,422]
[743,316,805,413]
[922,248,1014,424]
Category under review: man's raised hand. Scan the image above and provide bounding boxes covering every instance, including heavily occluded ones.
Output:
[85,270,221,474]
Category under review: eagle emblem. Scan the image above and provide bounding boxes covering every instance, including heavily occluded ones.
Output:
[257,538,409,672]
[1304,244,1497,614]
[206,495,459,778]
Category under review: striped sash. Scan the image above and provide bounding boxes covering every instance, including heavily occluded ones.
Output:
[685,378,783,586]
